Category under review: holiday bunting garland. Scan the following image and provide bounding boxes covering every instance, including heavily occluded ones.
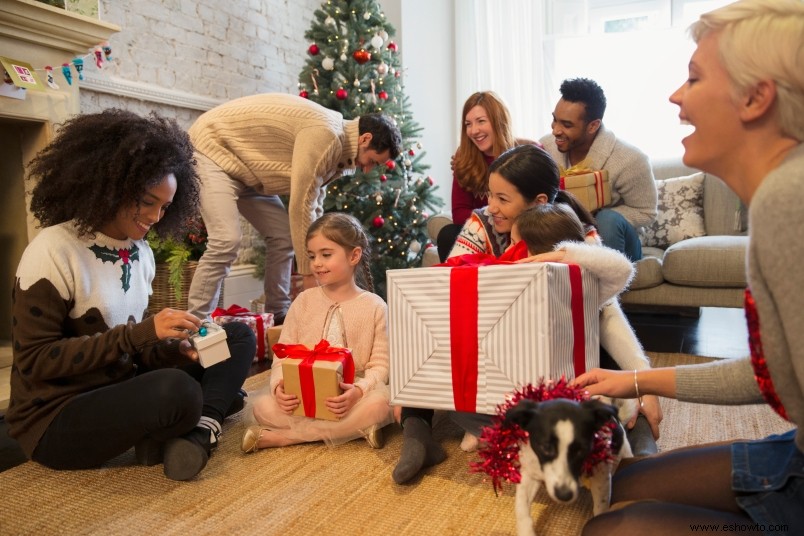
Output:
[1,42,113,93]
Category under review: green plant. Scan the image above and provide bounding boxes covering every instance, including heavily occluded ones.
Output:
[146,220,208,300]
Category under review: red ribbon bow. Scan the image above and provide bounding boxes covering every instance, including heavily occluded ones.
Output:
[273,340,355,418]
[211,304,269,359]
[211,304,250,318]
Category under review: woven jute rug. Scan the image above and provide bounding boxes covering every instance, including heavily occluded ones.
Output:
[0,353,793,536]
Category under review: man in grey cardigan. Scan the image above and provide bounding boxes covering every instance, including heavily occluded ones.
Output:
[540,78,657,261]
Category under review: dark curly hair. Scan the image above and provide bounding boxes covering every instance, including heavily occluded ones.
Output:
[27,108,200,240]
[358,113,403,159]
[559,78,607,123]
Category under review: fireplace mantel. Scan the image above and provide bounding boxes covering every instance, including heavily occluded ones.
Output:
[0,0,120,55]
[0,0,119,127]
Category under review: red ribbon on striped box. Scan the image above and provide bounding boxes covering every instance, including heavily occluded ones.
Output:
[387,258,600,414]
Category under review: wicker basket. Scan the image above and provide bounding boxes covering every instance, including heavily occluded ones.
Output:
[148,261,222,315]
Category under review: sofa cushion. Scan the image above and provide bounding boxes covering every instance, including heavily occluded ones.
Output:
[641,172,706,248]
[662,236,748,288]
[629,247,665,290]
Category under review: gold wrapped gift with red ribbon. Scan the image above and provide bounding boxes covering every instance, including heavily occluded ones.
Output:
[559,168,611,212]
[275,340,356,421]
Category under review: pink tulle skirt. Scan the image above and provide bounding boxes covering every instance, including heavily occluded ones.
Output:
[248,382,394,446]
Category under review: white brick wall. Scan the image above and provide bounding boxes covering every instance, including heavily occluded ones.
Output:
[80,0,320,126]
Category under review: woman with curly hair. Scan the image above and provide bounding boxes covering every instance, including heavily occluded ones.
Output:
[6,109,256,481]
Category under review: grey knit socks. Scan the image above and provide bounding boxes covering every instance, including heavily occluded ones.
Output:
[392,417,447,484]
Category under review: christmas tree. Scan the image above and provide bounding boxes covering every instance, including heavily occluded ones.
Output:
[297,0,443,297]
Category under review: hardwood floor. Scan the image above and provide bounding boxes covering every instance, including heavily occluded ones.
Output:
[0,307,748,473]
[626,306,748,359]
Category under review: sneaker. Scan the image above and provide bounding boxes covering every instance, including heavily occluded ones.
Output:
[163,427,214,481]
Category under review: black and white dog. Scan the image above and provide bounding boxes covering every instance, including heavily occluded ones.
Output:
[504,397,635,536]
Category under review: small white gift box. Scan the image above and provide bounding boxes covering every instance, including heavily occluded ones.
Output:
[387,261,600,414]
[191,323,230,368]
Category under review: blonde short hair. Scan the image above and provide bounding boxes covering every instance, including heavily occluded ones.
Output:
[691,0,804,141]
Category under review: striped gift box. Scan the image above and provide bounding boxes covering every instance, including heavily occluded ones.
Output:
[387,263,600,414]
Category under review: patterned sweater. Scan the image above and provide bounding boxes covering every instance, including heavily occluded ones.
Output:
[269,287,389,397]
[540,125,658,228]
[7,222,186,458]
[188,93,361,275]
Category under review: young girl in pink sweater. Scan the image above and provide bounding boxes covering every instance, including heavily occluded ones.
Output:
[242,213,392,452]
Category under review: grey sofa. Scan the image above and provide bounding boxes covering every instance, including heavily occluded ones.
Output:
[422,158,748,310]
[621,160,747,310]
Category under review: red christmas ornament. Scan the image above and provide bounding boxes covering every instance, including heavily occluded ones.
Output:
[336,88,348,100]
[372,216,385,228]
[426,176,434,185]
[299,90,309,98]
[394,70,401,78]
[352,49,371,64]
[408,149,415,156]
[387,41,398,52]
[308,43,320,55]
[378,90,388,100]
[385,159,396,171]
[380,174,388,182]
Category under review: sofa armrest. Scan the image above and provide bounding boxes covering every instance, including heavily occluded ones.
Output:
[426,213,454,242]
[421,246,440,267]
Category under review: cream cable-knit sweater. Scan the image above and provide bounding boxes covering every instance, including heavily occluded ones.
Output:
[189,93,360,275]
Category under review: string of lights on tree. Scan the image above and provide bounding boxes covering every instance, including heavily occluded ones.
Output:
[297,0,443,297]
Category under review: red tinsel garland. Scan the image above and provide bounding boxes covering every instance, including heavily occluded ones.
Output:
[744,289,789,421]
[470,378,617,495]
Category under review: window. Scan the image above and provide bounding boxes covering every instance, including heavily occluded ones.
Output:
[541,0,732,160]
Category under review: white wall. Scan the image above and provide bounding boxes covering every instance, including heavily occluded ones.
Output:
[380,0,455,213]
